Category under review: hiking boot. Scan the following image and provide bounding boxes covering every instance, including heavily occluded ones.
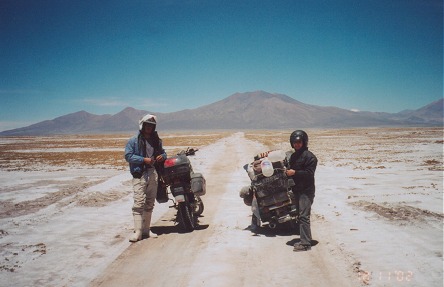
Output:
[129,214,143,242]
[293,243,311,252]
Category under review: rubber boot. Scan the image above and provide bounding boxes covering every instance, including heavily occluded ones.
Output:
[129,214,143,242]
[142,211,158,238]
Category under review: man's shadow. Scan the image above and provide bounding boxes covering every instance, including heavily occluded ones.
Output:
[244,223,300,237]
[286,238,319,247]
[243,223,319,247]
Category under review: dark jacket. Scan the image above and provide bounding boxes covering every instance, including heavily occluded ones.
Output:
[124,131,167,177]
[287,147,317,197]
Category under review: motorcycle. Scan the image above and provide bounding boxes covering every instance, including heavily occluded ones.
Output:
[158,148,206,232]
[240,150,298,231]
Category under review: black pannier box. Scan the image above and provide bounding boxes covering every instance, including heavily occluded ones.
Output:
[156,181,169,203]
[190,173,206,196]
[162,154,192,184]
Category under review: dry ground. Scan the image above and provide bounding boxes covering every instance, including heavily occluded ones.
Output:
[0,127,442,286]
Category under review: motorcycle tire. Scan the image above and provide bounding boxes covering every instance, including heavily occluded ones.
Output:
[177,202,197,232]
[193,195,204,216]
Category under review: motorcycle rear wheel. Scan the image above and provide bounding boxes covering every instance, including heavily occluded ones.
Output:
[178,202,197,232]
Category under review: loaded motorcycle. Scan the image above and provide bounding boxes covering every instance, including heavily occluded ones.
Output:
[157,148,206,232]
[240,150,298,231]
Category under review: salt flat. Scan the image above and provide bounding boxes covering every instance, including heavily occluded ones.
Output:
[0,128,442,286]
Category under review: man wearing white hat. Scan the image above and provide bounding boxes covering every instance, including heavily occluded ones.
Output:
[124,114,167,242]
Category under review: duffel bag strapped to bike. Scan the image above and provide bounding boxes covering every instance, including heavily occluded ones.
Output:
[239,186,253,206]
[190,172,206,196]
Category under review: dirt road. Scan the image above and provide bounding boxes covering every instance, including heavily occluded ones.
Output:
[1,129,441,286]
[90,133,358,287]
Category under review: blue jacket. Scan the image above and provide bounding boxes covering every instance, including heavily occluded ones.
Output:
[124,132,167,176]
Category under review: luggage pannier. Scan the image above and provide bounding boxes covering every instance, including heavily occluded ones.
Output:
[156,181,169,203]
[258,192,290,207]
[254,172,287,198]
[190,173,206,196]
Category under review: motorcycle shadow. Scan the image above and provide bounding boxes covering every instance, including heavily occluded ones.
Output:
[244,224,300,237]
[151,218,209,235]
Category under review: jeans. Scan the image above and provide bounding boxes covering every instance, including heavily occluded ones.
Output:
[297,192,314,246]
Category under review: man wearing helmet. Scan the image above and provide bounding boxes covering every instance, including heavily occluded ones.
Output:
[124,114,167,242]
[286,130,317,252]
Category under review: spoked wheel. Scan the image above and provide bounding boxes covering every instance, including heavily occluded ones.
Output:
[177,202,197,232]
[193,195,204,216]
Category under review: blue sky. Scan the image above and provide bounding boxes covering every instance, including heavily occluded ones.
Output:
[0,0,442,131]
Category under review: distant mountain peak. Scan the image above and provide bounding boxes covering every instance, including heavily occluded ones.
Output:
[224,91,303,106]
[0,91,442,135]
[231,90,291,99]
[120,107,139,112]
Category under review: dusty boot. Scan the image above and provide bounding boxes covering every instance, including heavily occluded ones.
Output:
[129,214,143,242]
[142,212,158,238]
[293,243,311,252]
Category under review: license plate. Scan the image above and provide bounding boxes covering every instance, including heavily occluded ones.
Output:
[175,194,185,202]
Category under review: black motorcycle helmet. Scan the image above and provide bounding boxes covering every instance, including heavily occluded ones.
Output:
[290,130,308,148]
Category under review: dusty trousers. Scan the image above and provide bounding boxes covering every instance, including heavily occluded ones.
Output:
[297,192,314,246]
[131,168,158,216]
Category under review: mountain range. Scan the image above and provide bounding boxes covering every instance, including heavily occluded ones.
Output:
[1,91,442,135]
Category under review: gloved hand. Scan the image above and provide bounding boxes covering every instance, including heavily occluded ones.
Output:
[155,155,165,162]
[286,169,296,176]
[259,151,269,158]
[254,151,270,160]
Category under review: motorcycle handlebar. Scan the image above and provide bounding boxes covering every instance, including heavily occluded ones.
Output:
[178,147,199,156]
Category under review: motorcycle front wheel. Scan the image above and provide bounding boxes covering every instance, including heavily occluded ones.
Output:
[177,201,197,232]
[193,195,204,216]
